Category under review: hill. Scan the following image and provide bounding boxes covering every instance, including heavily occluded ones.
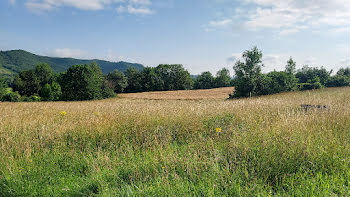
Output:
[0,50,144,79]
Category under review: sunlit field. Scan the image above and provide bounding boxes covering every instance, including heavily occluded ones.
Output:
[0,87,349,196]
[119,87,234,100]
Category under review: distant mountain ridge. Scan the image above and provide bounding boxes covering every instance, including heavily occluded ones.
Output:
[0,50,144,79]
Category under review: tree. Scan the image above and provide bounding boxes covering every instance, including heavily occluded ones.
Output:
[285,57,296,75]
[0,78,8,98]
[267,71,290,94]
[106,70,128,93]
[194,71,215,89]
[125,67,143,93]
[215,68,231,88]
[337,67,350,77]
[59,63,105,101]
[141,67,163,91]
[231,46,264,98]
[284,58,298,91]
[155,64,193,91]
[326,75,350,87]
[40,82,62,101]
[296,66,331,86]
[12,63,55,97]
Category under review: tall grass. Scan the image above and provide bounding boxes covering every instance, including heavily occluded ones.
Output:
[0,87,349,196]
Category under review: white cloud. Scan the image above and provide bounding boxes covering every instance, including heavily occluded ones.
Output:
[212,0,350,35]
[9,0,16,5]
[50,48,89,59]
[340,57,350,66]
[209,19,232,27]
[227,52,291,72]
[127,5,152,15]
[24,0,154,15]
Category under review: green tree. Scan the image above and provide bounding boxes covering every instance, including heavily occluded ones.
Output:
[12,63,55,97]
[125,67,143,93]
[337,67,350,77]
[106,70,128,93]
[40,82,62,101]
[267,71,290,94]
[194,71,215,89]
[141,67,163,91]
[296,66,331,86]
[215,68,231,88]
[284,58,298,91]
[0,78,8,98]
[155,64,193,91]
[60,63,105,101]
[231,46,264,98]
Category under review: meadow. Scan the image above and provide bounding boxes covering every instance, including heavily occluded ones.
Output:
[0,87,349,196]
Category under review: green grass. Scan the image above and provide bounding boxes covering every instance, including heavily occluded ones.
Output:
[0,87,349,196]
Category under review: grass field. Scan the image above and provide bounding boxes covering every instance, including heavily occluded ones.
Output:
[0,87,349,196]
[118,87,234,100]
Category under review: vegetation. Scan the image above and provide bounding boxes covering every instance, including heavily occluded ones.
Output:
[230,47,350,98]
[0,87,349,196]
[0,50,144,80]
[1,47,350,102]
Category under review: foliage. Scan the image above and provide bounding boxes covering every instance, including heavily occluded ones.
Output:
[267,71,291,94]
[214,68,231,88]
[296,66,331,86]
[231,46,264,98]
[337,67,350,77]
[106,70,128,93]
[13,63,55,97]
[40,82,62,101]
[194,71,215,89]
[59,63,107,101]
[140,67,163,91]
[284,58,298,91]
[326,75,350,87]
[0,77,8,97]
[125,67,143,93]
[1,91,21,102]
[0,50,144,80]
[155,64,193,91]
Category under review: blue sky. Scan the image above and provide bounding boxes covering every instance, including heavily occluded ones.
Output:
[1,0,350,74]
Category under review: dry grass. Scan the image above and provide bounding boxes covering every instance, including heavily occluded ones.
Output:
[0,87,349,196]
[118,87,234,100]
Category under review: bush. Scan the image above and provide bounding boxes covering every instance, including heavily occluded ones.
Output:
[21,95,41,102]
[1,91,21,102]
[326,75,350,87]
[297,82,323,91]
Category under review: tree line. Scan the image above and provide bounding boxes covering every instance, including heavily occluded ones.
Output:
[1,47,350,102]
[230,47,350,98]
[0,63,232,102]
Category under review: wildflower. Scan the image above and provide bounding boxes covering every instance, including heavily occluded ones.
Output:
[216,128,222,133]
[94,112,100,116]
[60,111,67,116]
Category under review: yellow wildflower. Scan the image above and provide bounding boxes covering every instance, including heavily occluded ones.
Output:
[216,128,222,133]
[60,111,67,116]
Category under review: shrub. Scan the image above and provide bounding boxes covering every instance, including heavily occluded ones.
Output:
[1,91,21,102]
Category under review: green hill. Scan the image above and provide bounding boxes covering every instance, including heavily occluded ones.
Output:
[0,50,144,80]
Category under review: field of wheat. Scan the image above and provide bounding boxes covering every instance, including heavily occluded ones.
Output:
[0,87,349,196]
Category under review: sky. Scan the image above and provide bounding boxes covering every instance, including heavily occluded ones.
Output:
[1,0,350,75]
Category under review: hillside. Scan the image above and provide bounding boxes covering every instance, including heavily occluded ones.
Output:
[0,50,144,79]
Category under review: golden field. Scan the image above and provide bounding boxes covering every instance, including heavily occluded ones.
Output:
[118,87,234,100]
[0,87,349,196]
